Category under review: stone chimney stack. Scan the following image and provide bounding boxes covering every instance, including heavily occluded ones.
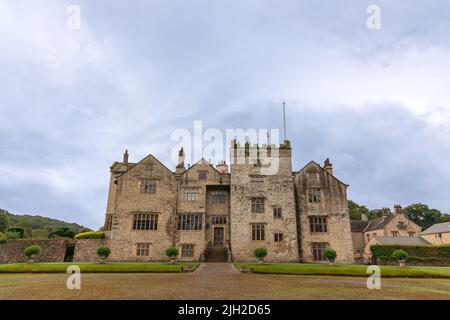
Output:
[381,207,391,216]
[176,147,186,174]
[123,149,129,166]
[324,158,333,175]
[394,205,403,215]
[361,213,368,221]
[216,160,228,174]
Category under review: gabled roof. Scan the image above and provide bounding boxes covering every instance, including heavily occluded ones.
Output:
[293,160,349,187]
[373,236,431,245]
[351,220,370,232]
[363,215,395,232]
[116,154,175,178]
[421,222,450,235]
[181,158,222,176]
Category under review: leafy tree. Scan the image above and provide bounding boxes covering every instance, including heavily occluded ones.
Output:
[48,227,76,239]
[404,203,444,230]
[0,211,9,232]
[348,200,370,220]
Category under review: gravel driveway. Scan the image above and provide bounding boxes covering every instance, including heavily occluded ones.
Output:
[1,263,450,300]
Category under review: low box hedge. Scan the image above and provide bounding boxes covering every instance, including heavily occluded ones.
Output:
[370,244,450,259]
[74,231,105,239]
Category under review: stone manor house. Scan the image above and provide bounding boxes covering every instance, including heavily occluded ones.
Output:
[102,140,354,263]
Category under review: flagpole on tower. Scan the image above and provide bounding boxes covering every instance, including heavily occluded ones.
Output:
[282,101,287,141]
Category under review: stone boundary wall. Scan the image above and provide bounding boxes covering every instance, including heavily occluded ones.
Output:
[0,239,69,264]
[73,238,110,262]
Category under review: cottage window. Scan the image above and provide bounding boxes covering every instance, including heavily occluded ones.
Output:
[210,191,227,204]
[144,163,153,171]
[391,231,399,237]
[198,171,207,181]
[184,187,200,201]
[309,216,327,232]
[312,242,328,261]
[136,243,150,256]
[132,213,158,230]
[177,214,203,230]
[273,207,282,219]
[308,189,321,203]
[251,223,265,241]
[140,179,157,193]
[251,197,265,213]
[408,231,415,237]
[211,216,227,224]
[274,233,284,242]
[181,244,195,257]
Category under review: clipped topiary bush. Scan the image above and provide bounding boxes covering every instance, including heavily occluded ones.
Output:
[23,245,41,263]
[253,248,268,263]
[392,249,409,267]
[324,248,337,264]
[165,247,179,264]
[96,246,111,263]
[74,231,105,239]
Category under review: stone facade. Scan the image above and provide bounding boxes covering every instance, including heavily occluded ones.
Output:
[293,160,354,263]
[0,239,69,264]
[102,141,354,263]
[73,239,110,262]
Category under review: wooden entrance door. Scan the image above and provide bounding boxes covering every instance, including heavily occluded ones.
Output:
[214,227,224,246]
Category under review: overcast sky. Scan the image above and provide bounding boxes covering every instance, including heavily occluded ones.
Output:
[0,0,449,229]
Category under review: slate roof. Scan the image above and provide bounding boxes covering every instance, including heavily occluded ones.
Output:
[350,215,395,233]
[421,222,450,235]
[373,236,431,245]
[350,220,370,232]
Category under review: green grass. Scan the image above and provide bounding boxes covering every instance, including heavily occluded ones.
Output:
[0,262,200,273]
[234,263,450,278]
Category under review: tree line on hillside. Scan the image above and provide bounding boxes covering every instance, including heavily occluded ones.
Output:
[0,208,91,240]
[348,201,450,231]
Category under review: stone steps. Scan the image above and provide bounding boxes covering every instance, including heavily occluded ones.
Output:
[205,246,228,262]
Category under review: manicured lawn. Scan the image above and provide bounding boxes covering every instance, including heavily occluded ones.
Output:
[0,262,199,273]
[234,263,450,278]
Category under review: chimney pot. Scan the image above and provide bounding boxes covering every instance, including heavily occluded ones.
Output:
[123,149,129,165]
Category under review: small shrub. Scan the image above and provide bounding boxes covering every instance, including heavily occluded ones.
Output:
[23,245,41,262]
[97,246,111,258]
[324,248,337,263]
[6,227,25,239]
[74,231,105,239]
[0,232,7,244]
[253,248,268,260]
[392,249,409,261]
[165,247,179,259]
